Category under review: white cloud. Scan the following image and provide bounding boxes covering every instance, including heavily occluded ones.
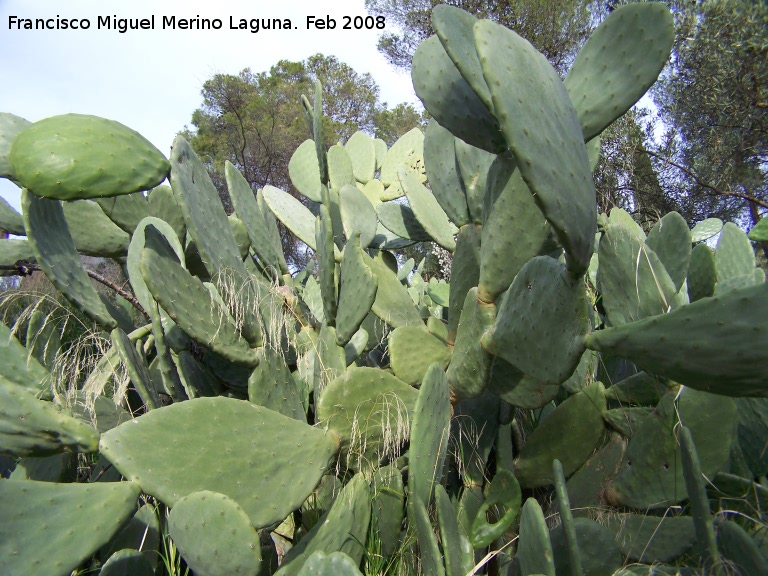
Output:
[0,0,419,212]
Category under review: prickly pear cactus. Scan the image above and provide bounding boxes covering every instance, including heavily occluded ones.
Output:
[0,3,766,575]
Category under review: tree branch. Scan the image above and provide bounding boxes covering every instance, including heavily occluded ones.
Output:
[0,261,150,321]
[639,146,768,210]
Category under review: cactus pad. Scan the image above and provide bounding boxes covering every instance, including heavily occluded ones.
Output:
[316,206,338,326]
[691,218,723,243]
[365,253,424,328]
[644,211,692,292]
[148,184,186,241]
[297,551,364,576]
[0,112,30,180]
[389,326,451,387]
[408,494,445,576]
[22,190,118,329]
[111,327,160,410]
[550,518,623,576]
[264,185,333,256]
[290,139,323,202]
[248,346,305,420]
[170,135,244,277]
[373,465,406,558]
[0,479,141,576]
[317,367,418,471]
[482,257,590,385]
[516,498,556,576]
[0,374,99,457]
[606,513,695,563]
[95,190,150,234]
[687,243,717,302]
[409,363,451,504]
[597,216,677,326]
[564,2,674,141]
[432,5,493,113]
[328,144,355,192]
[423,119,470,227]
[0,319,50,394]
[10,114,169,200]
[339,184,377,248]
[0,194,26,235]
[607,388,736,509]
[99,550,155,576]
[0,239,33,273]
[447,288,495,400]
[514,383,606,488]
[475,19,596,276]
[345,131,376,184]
[168,490,262,576]
[715,222,756,281]
[140,236,258,367]
[376,200,432,243]
[100,397,339,528]
[276,474,371,576]
[748,218,768,243]
[586,283,768,396]
[453,138,492,223]
[127,217,185,314]
[479,154,550,303]
[336,232,378,346]
[412,35,504,153]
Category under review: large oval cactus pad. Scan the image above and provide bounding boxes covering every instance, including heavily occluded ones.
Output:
[586,283,768,397]
[565,2,674,142]
[10,114,169,200]
[100,397,339,529]
[607,388,736,509]
[389,326,451,387]
[0,479,141,576]
[475,20,596,277]
[289,139,323,202]
[345,131,376,184]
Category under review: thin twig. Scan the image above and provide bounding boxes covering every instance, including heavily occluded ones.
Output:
[639,146,768,210]
[0,261,149,321]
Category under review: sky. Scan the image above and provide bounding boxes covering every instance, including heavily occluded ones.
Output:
[0,0,420,213]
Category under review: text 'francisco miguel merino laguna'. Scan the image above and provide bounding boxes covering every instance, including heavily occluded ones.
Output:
[8,15,303,33]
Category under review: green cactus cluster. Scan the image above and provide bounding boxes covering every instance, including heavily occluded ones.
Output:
[1,3,767,575]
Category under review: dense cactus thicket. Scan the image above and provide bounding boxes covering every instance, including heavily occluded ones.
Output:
[1,3,767,576]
